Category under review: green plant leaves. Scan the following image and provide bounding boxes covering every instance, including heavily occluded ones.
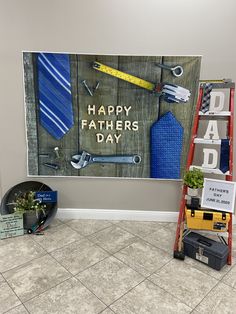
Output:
[183,168,204,189]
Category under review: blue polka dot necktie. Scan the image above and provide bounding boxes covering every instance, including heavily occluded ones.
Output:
[37,53,74,140]
[150,111,184,179]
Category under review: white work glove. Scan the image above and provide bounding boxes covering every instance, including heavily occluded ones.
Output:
[162,83,191,103]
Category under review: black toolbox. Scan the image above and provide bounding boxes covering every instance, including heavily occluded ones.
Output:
[183,232,229,270]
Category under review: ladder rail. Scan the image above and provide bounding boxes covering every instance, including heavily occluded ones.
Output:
[186,87,204,169]
[173,87,203,251]
[228,87,234,180]
[226,87,234,265]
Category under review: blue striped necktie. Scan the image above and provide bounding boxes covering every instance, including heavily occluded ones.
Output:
[37,53,74,139]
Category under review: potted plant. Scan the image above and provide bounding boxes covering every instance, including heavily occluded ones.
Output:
[11,191,47,229]
[183,168,204,196]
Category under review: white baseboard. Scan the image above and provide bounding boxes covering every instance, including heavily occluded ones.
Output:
[56,208,179,222]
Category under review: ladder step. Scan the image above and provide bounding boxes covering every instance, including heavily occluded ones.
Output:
[194,138,222,144]
[199,111,231,116]
[189,165,230,175]
[185,229,229,238]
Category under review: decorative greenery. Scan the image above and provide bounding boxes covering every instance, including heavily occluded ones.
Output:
[183,168,204,189]
[12,191,46,217]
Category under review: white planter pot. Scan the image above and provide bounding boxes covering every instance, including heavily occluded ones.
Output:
[187,187,199,197]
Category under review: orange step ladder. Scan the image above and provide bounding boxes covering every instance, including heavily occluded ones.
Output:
[174,79,235,265]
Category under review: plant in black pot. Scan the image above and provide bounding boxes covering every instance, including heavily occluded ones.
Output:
[1,181,57,231]
[10,191,47,228]
[183,168,204,197]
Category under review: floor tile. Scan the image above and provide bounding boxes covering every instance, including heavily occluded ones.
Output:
[117,221,159,238]
[24,277,106,314]
[114,238,172,277]
[65,219,112,236]
[149,259,218,308]
[109,220,121,224]
[51,238,109,275]
[48,218,63,228]
[222,263,236,288]
[184,255,231,280]
[77,256,144,305]
[164,222,177,232]
[5,304,28,314]
[0,282,21,314]
[155,222,170,226]
[0,274,4,283]
[144,226,175,254]
[110,280,191,314]
[0,235,45,273]
[195,282,236,314]
[57,218,70,223]
[100,309,115,314]
[4,254,71,302]
[33,224,83,252]
[88,225,137,254]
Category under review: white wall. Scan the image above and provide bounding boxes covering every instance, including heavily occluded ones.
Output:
[0,0,235,211]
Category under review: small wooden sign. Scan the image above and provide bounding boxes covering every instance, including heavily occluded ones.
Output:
[201,178,236,213]
[0,214,24,239]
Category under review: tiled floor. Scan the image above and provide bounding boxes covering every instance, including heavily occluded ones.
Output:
[0,219,236,314]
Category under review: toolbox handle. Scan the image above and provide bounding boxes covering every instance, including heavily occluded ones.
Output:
[197,239,212,247]
[203,213,213,220]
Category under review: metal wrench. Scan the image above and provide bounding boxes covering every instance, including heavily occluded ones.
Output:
[156,63,184,77]
[71,151,141,169]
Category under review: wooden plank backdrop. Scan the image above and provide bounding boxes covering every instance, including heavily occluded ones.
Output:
[23,53,38,175]
[159,56,201,175]
[77,54,119,177]
[116,56,162,178]
[23,53,201,178]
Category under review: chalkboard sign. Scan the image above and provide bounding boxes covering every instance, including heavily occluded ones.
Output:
[0,214,24,239]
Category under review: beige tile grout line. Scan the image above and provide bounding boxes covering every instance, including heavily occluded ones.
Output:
[22,276,77,309]
[186,279,222,313]
[76,273,147,308]
[1,281,28,314]
[144,259,197,310]
[62,219,114,236]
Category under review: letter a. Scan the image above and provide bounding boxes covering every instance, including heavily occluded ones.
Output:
[204,120,219,140]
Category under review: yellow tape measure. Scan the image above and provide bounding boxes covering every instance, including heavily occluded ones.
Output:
[93,61,155,92]
[200,79,232,83]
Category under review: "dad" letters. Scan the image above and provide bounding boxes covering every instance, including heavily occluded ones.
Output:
[202,91,225,168]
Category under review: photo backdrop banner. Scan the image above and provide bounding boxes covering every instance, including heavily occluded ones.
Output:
[23,52,201,179]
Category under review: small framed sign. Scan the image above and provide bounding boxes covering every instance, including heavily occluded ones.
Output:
[201,178,236,213]
[35,191,57,203]
[0,214,24,239]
